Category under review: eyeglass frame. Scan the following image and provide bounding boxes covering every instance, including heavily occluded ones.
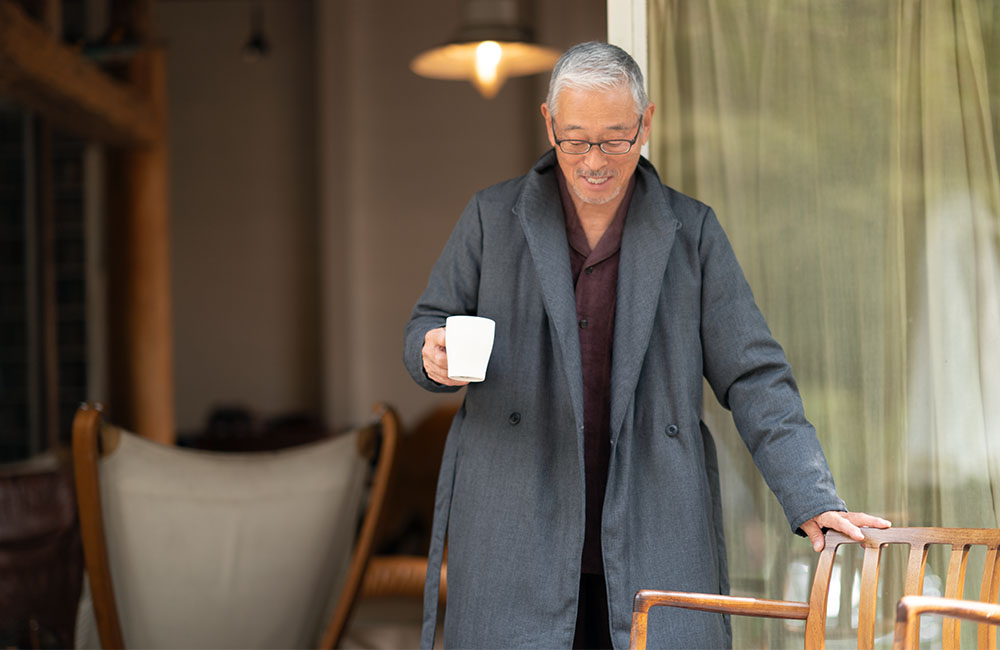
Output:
[549,116,644,155]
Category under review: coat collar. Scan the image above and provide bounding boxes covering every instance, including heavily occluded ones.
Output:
[609,157,680,443]
[513,151,586,431]
[513,150,681,443]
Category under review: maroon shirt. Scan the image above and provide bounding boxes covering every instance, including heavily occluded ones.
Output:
[556,167,636,575]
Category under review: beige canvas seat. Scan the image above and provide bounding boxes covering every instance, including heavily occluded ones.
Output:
[72,402,398,649]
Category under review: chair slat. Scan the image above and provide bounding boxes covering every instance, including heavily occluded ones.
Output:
[839,550,856,636]
[982,546,1000,603]
[804,544,839,649]
[903,544,928,595]
[858,544,884,650]
[942,545,970,648]
[944,545,970,599]
[981,546,1000,649]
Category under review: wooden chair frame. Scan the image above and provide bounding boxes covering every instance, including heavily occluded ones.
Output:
[72,401,399,650]
[893,594,1000,649]
[630,527,1000,650]
[360,555,447,605]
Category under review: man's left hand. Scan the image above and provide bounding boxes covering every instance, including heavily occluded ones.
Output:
[801,511,892,552]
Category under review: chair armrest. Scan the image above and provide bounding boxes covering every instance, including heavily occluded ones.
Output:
[893,595,1000,650]
[633,589,811,619]
[360,555,447,605]
[629,590,810,650]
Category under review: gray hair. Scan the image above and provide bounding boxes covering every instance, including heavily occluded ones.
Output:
[546,41,649,118]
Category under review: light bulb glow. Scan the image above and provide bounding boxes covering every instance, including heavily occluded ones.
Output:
[410,40,561,99]
[475,41,503,88]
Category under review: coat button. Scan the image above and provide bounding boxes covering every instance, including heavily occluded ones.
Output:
[508,412,521,425]
[666,424,679,437]
[585,266,595,275]
[579,319,588,329]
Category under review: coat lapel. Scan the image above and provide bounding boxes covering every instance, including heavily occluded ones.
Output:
[513,153,585,433]
[514,154,679,445]
[609,160,679,443]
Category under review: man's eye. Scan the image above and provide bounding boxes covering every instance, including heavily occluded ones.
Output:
[601,140,631,153]
[561,140,590,153]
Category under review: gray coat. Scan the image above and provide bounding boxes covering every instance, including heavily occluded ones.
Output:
[404,151,845,649]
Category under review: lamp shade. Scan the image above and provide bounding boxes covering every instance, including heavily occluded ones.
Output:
[410,0,561,98]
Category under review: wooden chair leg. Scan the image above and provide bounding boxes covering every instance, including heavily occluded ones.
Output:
[629,610,648,650]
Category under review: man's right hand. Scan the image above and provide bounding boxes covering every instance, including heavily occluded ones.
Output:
[422,327,469,387]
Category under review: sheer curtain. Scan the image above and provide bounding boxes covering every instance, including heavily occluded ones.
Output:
[647,0,1000,646]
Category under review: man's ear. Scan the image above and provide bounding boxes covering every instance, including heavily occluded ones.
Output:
[640,102,656,145]
[540,103,556,147]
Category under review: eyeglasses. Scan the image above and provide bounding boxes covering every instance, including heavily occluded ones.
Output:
[550,117,643,155]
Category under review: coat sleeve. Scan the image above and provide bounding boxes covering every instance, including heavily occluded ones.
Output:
[697,208,846,533]
[403,194,484,393]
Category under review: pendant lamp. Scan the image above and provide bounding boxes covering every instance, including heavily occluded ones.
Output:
[410,0,562,99]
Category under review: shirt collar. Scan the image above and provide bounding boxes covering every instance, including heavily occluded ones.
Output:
[556,164,636,263]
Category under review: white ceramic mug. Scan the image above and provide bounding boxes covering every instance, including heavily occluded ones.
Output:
[445,315,496,382]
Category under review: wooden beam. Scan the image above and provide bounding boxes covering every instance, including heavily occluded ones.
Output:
[0,0,159,145]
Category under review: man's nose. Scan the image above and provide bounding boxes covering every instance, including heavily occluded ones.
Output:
[583,145,607,168]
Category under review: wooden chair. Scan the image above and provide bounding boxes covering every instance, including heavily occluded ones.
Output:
[372,401,457,555]
[339,402,456,649]
[893,595,1000,650]
[336,555,448,649]
[72,402,398,649]
[630,527,1000,649]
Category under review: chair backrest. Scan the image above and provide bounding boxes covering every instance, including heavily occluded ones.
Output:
[806,527,1000,649]
[375,401,458,554]
[630,527,1000,650]
[72,402,398,649]
[892,594,1000,649]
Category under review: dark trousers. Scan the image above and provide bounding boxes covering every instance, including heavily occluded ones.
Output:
[573,572,613,649]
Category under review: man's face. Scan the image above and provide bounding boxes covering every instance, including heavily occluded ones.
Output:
[542,85,654,208]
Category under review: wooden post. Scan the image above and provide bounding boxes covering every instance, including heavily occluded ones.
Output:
[106,0,174,443]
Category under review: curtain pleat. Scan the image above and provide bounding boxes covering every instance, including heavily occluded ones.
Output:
[648,0,1000,646]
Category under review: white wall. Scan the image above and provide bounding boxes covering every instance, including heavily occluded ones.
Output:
[319,0,533,428]
[316,0,607,428]
[158,0,319,432]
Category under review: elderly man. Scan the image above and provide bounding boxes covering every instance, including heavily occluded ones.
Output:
[404,41,889,649]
